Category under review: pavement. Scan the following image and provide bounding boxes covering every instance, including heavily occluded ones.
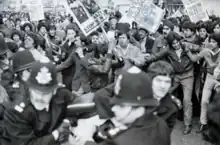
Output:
[171,119,212,145]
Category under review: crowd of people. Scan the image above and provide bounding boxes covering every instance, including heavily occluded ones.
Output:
[0,2,220,145]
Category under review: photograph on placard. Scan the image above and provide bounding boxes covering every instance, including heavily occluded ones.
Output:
[67,0,89,24]
[80,0,100,15]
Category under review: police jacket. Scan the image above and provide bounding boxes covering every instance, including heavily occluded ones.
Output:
[1,87,74,145]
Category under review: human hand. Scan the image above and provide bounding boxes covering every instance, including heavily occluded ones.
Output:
[55,120,71,143]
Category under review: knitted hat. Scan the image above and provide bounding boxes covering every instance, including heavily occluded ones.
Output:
[110,66,159,107]
[163,20,174,31]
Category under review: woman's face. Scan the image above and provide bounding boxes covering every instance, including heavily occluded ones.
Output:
[13,34,20,42]
[24,26,31,32]
[172,39,181,50]
[209,38,218,50]
[199,28,207,39]
[214,24,220,34]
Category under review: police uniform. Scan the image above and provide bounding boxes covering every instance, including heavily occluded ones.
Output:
[1,59,75,145]
[94,85,182,129]
[89,66,171,145]
[1,87,74,145]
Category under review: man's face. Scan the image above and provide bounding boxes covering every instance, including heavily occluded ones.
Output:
[199,28,207,39]
[24,36,34,49]
[49,29,56,37]
[152,75,172,100]
[214,24,220,34]
[110,18,117,30]
[39,27,47,36]
[209,38,218,50]
[67,29,76,41]
[30,88,53,111]
[118,34,129,47]
[91,35,99,44]
[163,25,171,37]
[183,28,193,38]
[139,29,147,39]
[111,104,133,124]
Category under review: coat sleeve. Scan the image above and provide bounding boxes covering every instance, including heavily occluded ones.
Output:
[130,46,146,66]
[80,54,113,74]
[3,109,58,145]
[56,51,75,71]
[93,84,115,119]
[146,46,169,63]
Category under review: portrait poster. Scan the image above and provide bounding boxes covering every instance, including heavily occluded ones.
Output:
[67,0,107,36]
[28,0,45,21]
[183,0,209,22]
[134,2,165,33]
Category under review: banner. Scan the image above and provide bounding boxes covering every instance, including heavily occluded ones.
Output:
[134,2,164,33]
[28,0,45,21]
[182,0,209,22]
[67,0,107,36]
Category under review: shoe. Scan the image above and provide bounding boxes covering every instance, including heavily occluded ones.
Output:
[183,125,192,135]
[196,124,207,133]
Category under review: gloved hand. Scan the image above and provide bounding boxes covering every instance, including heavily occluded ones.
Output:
[54,120,71,143]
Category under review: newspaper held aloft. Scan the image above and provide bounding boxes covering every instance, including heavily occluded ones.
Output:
[66,0,107,36]
[134,2,165,33]
[182,0,209,22]
[28,0,45,21]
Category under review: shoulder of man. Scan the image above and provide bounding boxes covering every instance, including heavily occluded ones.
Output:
[13,100,32,114]
[6,100,37,123]
[170,95,182,110]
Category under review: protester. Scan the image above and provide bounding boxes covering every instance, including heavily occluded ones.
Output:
[1,1,220,144]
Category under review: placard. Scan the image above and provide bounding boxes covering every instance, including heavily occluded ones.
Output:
[67,0,107,36]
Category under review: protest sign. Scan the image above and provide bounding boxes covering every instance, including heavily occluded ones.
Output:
[182,0,209,22]
[28,0,45,21]
[134,2,164,33]
[183,0,209,22]
[67,0,107,36]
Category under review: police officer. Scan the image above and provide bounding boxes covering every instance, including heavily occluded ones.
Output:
[84,66,171,145]
[1,59,75,145]
[94,61,181,130]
